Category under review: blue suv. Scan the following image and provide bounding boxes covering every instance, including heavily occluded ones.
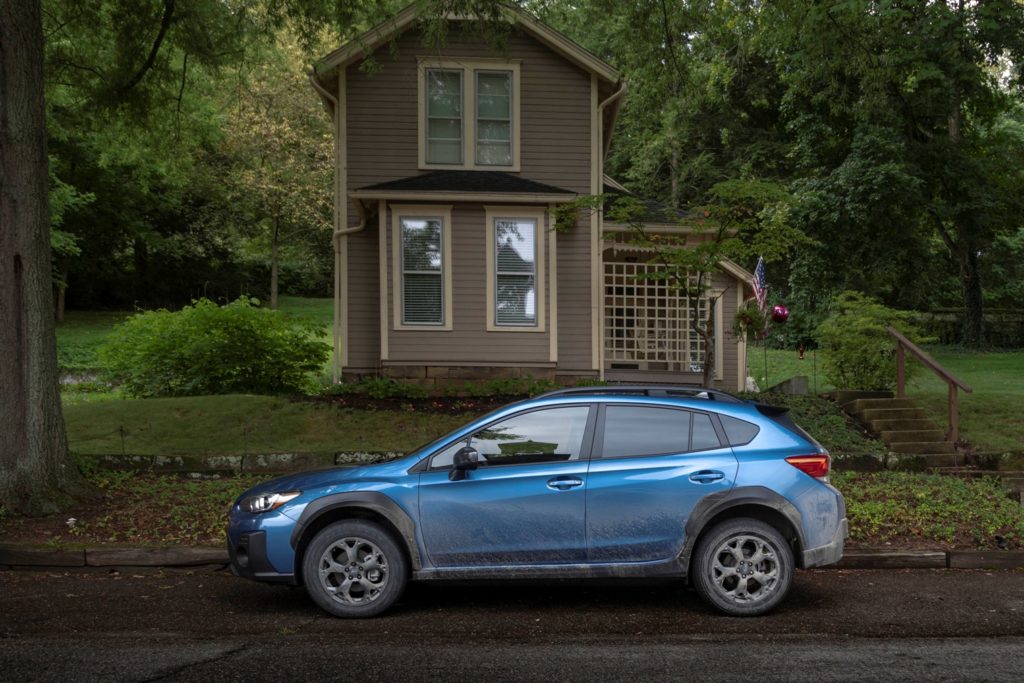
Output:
[228,385,847,617]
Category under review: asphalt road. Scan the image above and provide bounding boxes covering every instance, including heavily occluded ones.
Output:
[1,567,1023,681]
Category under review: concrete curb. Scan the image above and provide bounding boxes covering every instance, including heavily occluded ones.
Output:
[2,545,1024,571]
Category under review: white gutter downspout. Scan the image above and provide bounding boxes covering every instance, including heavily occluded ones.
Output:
[595,80,626,381]
[310,71,368,383]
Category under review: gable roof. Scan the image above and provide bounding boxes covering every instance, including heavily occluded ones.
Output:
[602,182,692,225]
[357,170,574,196]
[316,3,620,84]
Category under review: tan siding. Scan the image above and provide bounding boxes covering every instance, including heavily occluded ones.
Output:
[345,217,380,370]
[556,215,593,371]
[386,203,552,364]
[346,26,592,193]
[712,271,740,390]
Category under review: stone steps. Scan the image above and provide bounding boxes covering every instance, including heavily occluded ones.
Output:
[835,390,957,465]
[880,429,947,444]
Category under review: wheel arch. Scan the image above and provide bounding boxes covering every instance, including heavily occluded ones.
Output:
[290,492,422,585]
[681,487,807,575]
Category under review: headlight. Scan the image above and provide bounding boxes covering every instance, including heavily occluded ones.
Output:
[239,491,301,514]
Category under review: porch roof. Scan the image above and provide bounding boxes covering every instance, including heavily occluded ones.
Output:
[355,171,576,197]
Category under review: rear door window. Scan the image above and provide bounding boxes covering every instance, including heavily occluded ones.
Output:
[598,406,722,458]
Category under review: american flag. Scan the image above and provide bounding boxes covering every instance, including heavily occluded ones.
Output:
[752,256,767,311]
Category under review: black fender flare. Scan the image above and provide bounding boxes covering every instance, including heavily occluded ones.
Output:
[289,492,422,571]
[678,486,806,570]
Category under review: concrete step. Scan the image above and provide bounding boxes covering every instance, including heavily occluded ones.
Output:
[861,408,930,423]
[889,441,956,455]
[870,418,940,432]
[846,397,920,415]
[880,429,947,444]
[889,452,961,469]
[833,389,893,406]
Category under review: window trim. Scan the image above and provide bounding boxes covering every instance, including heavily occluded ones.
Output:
[391,204,454,331]
[485,206,546,332]
[424,404,597,471]
[592,404,726,460]
[417,57,522,171]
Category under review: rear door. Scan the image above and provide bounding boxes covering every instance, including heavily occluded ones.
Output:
[585,403,738,563]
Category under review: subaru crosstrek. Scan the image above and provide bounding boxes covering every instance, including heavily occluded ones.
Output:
[228,385,847,617]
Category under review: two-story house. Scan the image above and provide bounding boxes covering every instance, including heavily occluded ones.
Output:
[309,3,754,390]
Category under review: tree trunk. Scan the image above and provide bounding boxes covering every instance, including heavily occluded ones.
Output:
[957,233,984,347]
[0,0,86,515]
[55,284,66,323]
[269,215,280,310]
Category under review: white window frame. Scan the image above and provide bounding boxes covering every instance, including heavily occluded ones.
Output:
[417,57,521,171]
[485,206,546,332]
[391,205,453,331]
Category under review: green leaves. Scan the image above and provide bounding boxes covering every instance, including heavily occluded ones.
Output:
[816,291,927,391]
[98,297,330,397]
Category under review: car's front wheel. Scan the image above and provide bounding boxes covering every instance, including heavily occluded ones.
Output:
[302,520,408,618]
[691,517,794,616]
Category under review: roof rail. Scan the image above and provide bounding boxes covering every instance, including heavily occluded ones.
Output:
[536,384,745,404]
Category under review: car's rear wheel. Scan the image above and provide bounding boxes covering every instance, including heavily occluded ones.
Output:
[692,517,793,616]
[302,520,408,618]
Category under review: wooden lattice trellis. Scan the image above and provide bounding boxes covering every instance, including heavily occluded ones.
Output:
[604,262,710,372]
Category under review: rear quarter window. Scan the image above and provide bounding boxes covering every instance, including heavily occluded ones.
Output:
[719,414,760,446]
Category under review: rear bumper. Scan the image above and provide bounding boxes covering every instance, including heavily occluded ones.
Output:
[228,531,297,584]
[801,517,848,569]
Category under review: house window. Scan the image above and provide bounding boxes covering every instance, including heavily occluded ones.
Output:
[425,70,463,165]
[475,71,512,166]
[418,58,520,170]
[392,205,453,330]
[485,207,546,332]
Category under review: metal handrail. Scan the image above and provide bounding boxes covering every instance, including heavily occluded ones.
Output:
[887,326,972,442]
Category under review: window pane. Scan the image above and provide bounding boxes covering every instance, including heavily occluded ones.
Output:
[691,413,721,451]
[476,141,512,166]
[403,273,442,324]
[496,274,536,325]
[401,218,442,271]
[599,406,691,458]
[477,71,511,97]
[427,71,462,117]
[477,120,510,142]
[427,140,461,165]
[495,219,535,272]
[720,415,760,446]
[431,407,590,468]
[428,118,461,140]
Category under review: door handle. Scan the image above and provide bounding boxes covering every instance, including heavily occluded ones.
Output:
[690,470,725,483]
[547,476,583,491]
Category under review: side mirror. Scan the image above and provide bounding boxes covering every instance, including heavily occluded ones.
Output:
[449,446,480,481]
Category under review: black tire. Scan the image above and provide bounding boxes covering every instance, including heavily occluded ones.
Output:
[302,520,409,618]
[691,517,794,617]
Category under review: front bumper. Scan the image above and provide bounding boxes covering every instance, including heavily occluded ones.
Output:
[228,531,297,584]
[801,517,848,569]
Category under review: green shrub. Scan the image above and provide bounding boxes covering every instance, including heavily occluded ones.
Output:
[816,291,925,391]
[98,297,329,397]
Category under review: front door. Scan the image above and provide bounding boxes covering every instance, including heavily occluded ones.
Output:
[418,405,594,567]
[586,404,738,562]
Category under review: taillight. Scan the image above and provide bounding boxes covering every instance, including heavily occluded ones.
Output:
[785,454,830,480]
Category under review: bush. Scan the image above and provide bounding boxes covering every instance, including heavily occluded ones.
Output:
[816,291,926,391]
[98,297,329,397]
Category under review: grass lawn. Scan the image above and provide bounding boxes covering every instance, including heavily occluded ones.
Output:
[1,469,1019,550]
[64,394,472,455]
[750,347,1024,455]
[908,349,1024,454]
[56,309,130,373]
